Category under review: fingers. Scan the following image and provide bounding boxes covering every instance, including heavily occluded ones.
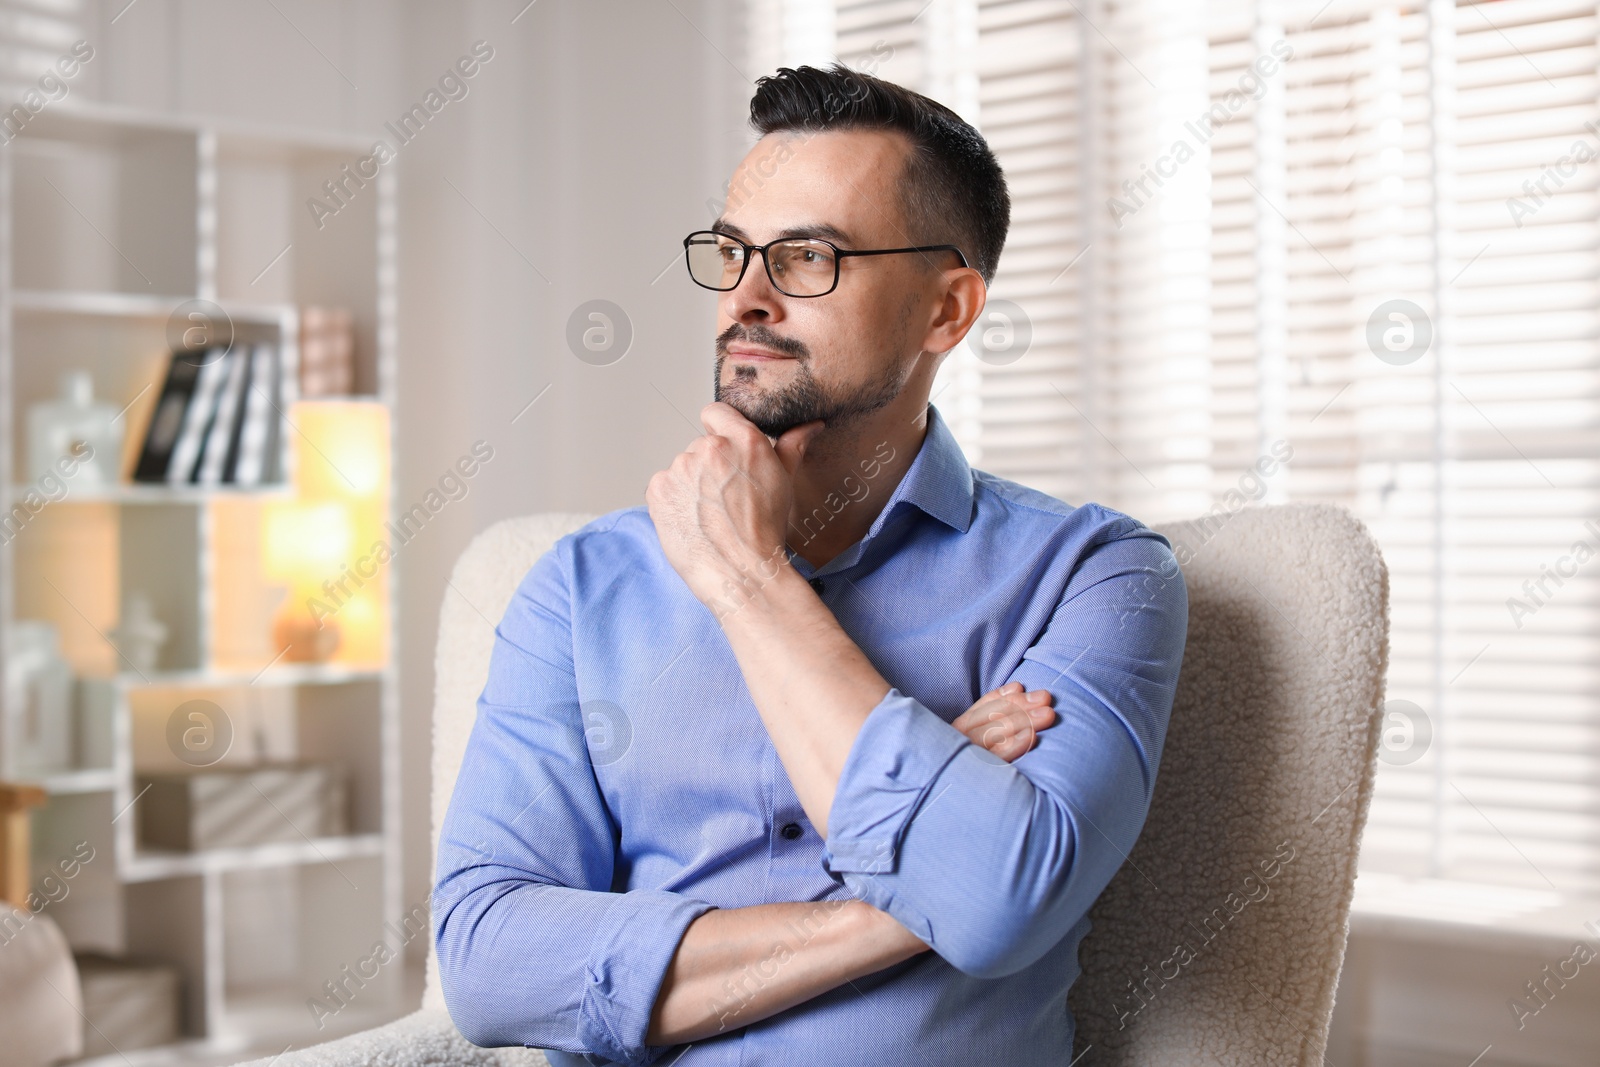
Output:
[959,681,1023,713]
[683,434,718,454]
[952,683,1050,725]
[701,401,765,442]
[974,705,1043,762]
[773,419,826,476]
[674,434,755,491]
[951,685,1057,763]
[688,412,778,485]
[951,688,1010,731]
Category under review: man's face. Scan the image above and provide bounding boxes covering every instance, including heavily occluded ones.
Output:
[709,128,941,438]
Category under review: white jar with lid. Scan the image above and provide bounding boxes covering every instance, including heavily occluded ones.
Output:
[27,370,123,485]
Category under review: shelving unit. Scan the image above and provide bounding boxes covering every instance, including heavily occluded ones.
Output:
[0,97,401,1059]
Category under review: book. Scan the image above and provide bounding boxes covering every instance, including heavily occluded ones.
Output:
[133,352,205,482]
[219,344,257,484]
[230,344,278,486]
[164,349,232,485]
[300,305,353,397]
[259,341,283,483]
[195,347,249,485]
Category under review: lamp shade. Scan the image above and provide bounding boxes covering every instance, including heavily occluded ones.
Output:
[291,400,389,499]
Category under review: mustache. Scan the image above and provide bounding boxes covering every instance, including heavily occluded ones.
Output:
[716,323,808,360]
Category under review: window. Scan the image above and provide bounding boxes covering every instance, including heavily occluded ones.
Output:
[743,0,1600,897]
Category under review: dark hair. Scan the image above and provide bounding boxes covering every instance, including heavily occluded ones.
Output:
[748,63,1010,286]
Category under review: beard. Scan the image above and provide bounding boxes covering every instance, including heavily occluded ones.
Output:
[713,322,910,438]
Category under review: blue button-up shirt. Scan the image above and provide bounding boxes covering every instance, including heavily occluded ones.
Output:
[434,403,1188,1066]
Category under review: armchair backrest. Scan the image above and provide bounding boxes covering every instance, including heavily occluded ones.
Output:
[1067,502,1388,1064]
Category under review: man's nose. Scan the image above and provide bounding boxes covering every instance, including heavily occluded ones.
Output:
[722,249,784,322]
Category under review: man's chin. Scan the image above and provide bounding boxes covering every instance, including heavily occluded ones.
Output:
[716,393,790,436]
[743,410,818,438]
[715,377,837,437]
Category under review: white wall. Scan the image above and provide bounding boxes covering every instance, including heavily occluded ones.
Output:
[80,0,751,960]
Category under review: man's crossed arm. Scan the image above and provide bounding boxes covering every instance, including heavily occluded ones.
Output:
[645,683,1058,1044]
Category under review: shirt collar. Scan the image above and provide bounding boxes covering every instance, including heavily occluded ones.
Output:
[785,403,975,579]
[878,402,975,536]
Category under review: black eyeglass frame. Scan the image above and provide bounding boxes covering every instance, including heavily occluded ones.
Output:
[683,229,972,298]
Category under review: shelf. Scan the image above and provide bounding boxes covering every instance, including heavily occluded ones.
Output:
[97,664,387,688]
[11,289,190,318]
[11,288,296,325]
[12,767,118,794]
[124,833,384,882]
[8,482,293,504]
[216,980,411,1049]
[5,95,400,1062]
[23,95,372,157]
[64,964,423,1066]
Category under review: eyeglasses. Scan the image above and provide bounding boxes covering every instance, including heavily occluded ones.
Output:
[683,229,970,298]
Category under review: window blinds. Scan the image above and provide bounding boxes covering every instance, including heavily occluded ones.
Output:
[743,0,1600,897]
[1398,0,1600,894]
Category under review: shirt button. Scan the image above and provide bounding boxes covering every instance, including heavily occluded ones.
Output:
[780,822,803,840]
[809,578,825,595]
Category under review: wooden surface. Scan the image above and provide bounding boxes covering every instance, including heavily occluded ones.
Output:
[0,782,48,907]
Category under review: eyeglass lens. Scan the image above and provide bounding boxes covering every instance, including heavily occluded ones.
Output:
[686,233,838,296]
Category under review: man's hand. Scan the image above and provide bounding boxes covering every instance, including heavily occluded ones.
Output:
[645,402,824,611]
[952,681,1057,762]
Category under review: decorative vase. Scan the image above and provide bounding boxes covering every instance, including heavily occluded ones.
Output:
[272,612,341,663]
[109,592,169,674]
[5,621,75,774]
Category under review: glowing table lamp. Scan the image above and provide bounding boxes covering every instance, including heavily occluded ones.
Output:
[261,400,390,665]
[263,500,353,662]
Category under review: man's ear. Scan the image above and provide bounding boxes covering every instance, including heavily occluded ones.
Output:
[922,269,987,356]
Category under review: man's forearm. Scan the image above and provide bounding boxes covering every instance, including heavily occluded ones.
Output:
[718,565,890,834]
[646,898,928,1045]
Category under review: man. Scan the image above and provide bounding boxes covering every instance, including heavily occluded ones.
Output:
[434,64,1187,1065]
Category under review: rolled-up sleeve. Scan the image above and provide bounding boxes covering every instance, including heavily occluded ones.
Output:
[433,543,716,1065]
[820,526,1187,980]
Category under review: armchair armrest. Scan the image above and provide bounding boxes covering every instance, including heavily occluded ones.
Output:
[229,1008,550,1067]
